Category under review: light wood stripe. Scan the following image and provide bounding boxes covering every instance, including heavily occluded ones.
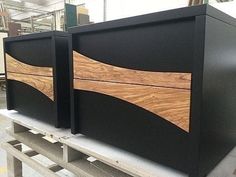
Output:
[73,51,191,90]
[74,79,190,132]
[7,72,54,101]
[6,53,53,76]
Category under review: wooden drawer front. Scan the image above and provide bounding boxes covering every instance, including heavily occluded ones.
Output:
[5,53,54,101]
[73,51,191,89]
[73,51,191,132]
[6,53,53,76]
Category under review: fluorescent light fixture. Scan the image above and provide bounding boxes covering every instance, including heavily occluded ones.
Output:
[36,18,42,22]
[12,0,21,2]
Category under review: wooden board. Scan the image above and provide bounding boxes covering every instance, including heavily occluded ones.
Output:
[2,142,60,177]
[73,51,191,90]
[7,72,54,101]
[5,53,53,77]
[74,78,190,132]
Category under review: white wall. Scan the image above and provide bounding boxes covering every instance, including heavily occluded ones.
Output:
[106,0,188,21]
[71,0,188,23]
[11,0,236,23]
[90,0,236,23]
[210,1,236,18]
[76,0,104,23]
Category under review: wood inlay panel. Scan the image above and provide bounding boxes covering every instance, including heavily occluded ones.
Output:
[73,51,191,89]
[74,78,190,132]
[7,72,54,101]
[6,53,53,76]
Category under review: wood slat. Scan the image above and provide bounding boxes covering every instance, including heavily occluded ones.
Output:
[2,142,60,177]
[6,53,53,77]
[74,79,190,132]
[73,51,191,90]
[47,164,63,172]
[7,72,54,101]
[6,130,131,177]
[24,150,39,157]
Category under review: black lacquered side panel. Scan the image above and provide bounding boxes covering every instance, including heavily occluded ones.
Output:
[199,16,236,177]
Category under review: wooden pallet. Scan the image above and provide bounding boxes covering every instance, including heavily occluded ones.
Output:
[0,109,236,177]
[2,133,131,177]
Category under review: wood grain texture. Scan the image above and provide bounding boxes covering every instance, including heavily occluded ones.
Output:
[73,51,191,89]
[74,78,190,132]
[7,72,54,101]
[6,53,53,76]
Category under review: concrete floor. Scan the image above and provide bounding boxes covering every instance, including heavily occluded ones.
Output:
[0,89,11,177]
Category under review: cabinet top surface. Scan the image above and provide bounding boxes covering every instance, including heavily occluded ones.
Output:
[69,4,236,34]
[4,31,70,43]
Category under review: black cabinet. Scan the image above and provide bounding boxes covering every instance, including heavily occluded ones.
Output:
[69,4,236,177]
[4,31,71,128]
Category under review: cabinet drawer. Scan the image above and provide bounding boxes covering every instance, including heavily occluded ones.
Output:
[73,51,191,89]
[5,53,54,100]
[73,51,192,132]
[5,53,53,77]
[4,37,53,67]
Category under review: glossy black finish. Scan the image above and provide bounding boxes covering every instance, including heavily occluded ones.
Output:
[4,31,71,128]
[69,4,236,177]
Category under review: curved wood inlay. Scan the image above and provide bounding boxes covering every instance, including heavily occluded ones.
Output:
[74,78,190,132]
[7,72,54,101]
[73,51,191,89]
[6,53,53,76]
